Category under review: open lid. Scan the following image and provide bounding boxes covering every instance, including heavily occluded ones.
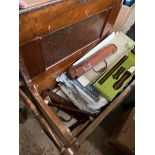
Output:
[20,0,122,81]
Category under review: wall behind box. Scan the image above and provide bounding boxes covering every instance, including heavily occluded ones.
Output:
[113,3,135,33]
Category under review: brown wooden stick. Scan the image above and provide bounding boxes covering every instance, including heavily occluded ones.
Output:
[113,66,135,90]
[98,55,128,85]
[113,72,131,90]
[112,66,126,80]
[42,89,76,109]
[48,102,96,117]
[42,90,95,117]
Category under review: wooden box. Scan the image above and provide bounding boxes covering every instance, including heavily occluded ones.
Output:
[19,0,135,154]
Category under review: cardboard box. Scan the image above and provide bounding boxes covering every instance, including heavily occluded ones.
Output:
[114,4,135,33]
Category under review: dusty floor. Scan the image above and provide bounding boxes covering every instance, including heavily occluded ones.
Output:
[20,117,115,155]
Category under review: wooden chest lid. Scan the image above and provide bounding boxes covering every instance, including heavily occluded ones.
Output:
[20,0,122,81]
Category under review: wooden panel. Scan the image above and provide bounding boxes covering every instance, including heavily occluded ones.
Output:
[41,11,107,68]
[20,0,122,45]
[20,39,45,78]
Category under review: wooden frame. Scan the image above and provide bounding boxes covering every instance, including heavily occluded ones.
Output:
[19,1,134,155]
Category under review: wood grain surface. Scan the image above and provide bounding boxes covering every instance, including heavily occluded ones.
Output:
[20,0,121,46]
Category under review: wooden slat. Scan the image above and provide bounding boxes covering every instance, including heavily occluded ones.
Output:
[20,39,45,78]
